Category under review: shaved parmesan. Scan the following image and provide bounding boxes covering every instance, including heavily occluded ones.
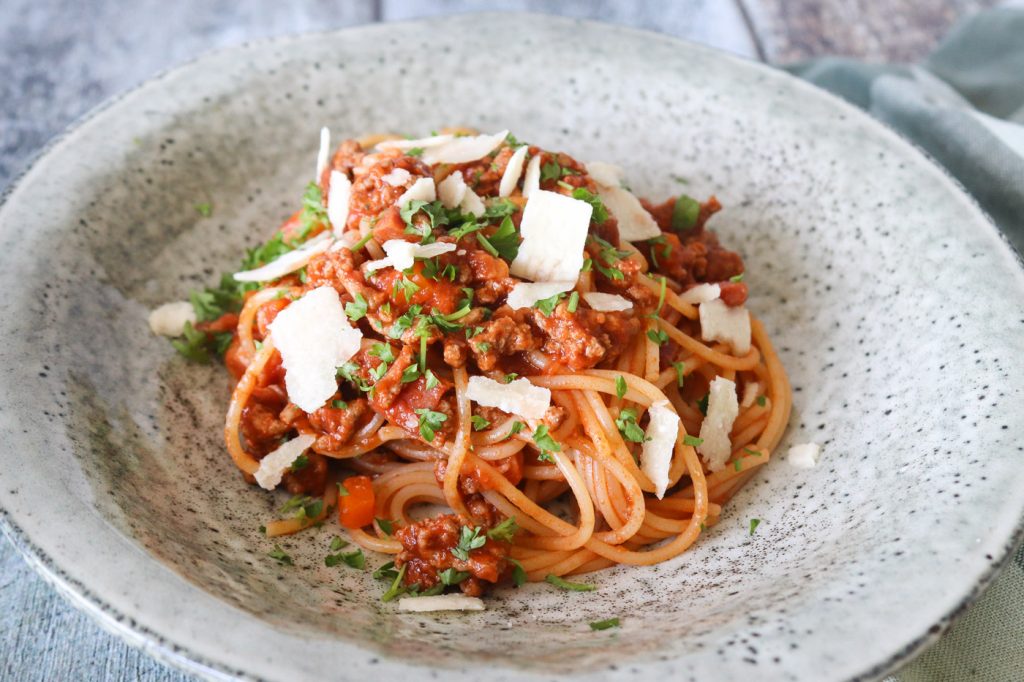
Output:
[460,187,486,216]
[382,168,412,187]
[377,134,453,152]
[148,301,195,337]
[316,127,330,179]
[586,161,624,187]
[506,281,575,310]
[421,130,509,165]
[679,283,721,305]
[254,434,315,490]
[510,190,591,282]
[396,177,436,207]
[466,376,551,421]
[269,287,362,412]
[740,381,761,408]
[697,377,739,472]
[327,170,351,236]
[499,145,529,197]
[641,401,680,498]
[398,595,485,612]
[582,292,633,312]
[522,154,541,198]
[437,172,468,209]
[788,442,821,469]
[699,299,751,354]
[367,239,457,272]
[234,233,332,283]
[329,230,359,252]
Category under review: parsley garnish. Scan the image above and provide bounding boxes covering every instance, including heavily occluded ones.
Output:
[332,399,348,409]
[590,617,620,631]
[373,561,398,581]
[697,393,710,415]
[672,361,686,387]
[671,194,700,231]
[415,408,448,442]
[615,376,627,399]
[170,322,231,363]
[615,408,648,443]
[532,424,561,462]
[545,574,596,591]
[509,421,525,436]
[566,290,579,313]
[487,517,519,542]
[509,558,527,587]
[476,215,520,261]
[407,147,425,157]
[730,272,745,283]
[756,395,767,407]
[269,546,293,565]
[326,549,365,569]
[540,161,562,182]
[290,454,309,471]
[380,564,407,602]
[571,187,609,223]
[683,434,704,447]
[749,518,761,536]
[344,293,368,321]
[439,568,470,586]
[451,525,487,561]
[483,198,517,219]
[535,292,565,316]
[504,373,518,383]
[330,536,347,551]
[743,447,762,456]
[655,275,667,315]
[424,369,440,390]
[400,364,421,384]
[337,482,350,496]
[195,202,213,217]
[647,328,669,346]
[299,182,329,238]
[375,518,395,536]
[471,415,491,431]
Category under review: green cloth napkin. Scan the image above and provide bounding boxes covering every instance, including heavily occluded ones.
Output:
[786,7,1024,681]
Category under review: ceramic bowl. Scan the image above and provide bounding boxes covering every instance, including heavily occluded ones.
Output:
[1,13,1022,682]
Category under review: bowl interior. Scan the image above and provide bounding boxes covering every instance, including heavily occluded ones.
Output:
[1,15,1023,682]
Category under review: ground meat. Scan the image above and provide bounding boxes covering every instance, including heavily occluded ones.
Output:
[304,248,385,310]
[529,305,640,371]
[281,451,328,496]
[442,336,469,367]
[465,249,516,304]
[449,145,517,196]
[307,398,369,454]
[467,312,537,371]
[639,196,745,287]
[241,401,289,456]
[394,512,511,596]
[347,153,433,232]
[434,451,525,496]
[324,139,366,185]
[360,344,455,444]
[718,281,748,307]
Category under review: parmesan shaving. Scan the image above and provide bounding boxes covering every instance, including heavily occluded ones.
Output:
[509,190,591,282]
[254,434,315,490]
[506,281,575,310]
[522,154,541,198]
[315,127,330,179]
[396,177,436,207]
[696,377,739,472]
[421,130,509,165]
[740,381,761,408]
[377,134,453,152]
[327,170,351,236]
[679,283,721,305]
[268,287,362,412]
[438,172,468,209]
[460,186,486,216]
[586,161,624,187]
[233,233,332,283]
[466,376,551,421]
[382,168,412,187]
[788,442,822,469]
[398,595,485,612]
[586,161,660,241]
[582,292,633,312]
[699,299,751,354]
[148,301,196,337]
[367,239,457,272]
[499,145,529,197]
[641,401,680,498]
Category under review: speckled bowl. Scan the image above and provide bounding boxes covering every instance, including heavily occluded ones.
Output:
[1,13,1022,682]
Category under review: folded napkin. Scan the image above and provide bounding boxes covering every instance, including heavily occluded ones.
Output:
[786,6,1024,681]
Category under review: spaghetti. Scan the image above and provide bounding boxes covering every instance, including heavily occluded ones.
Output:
[173,128,791,602]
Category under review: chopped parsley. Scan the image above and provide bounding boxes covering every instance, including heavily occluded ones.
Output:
[487,517,519,542]
[451,525,487,561]
[540,161,563,183]
[672,361,686,387]
[330,536,347,551]
[380,564,408,602]
[697,393,710,415]
[756,395,767,407]
[545,574,596,591]
[407,147,425,157]
[508,558,527,587]
[566,290,579,313]
[743,447,762,456]
[170,322,232,364]
[290,454,309,471]
[615,408,648,443]
[730,272,745,283]
[326,549,365,569]
[535,291,565,316]
[194,202,213,217]
[749,518,761,536]
[344,293,368,321]
[424,369,440,390]
[615,375,627,399]
[415,408,448,442]
[400,364,422,384]
[298,182,329,238]
[470,415,491,431]
[439,568,470,586]
[476,215,520,261]
[589,617,621,631]
[571,187,609,223]
[509,421,525,436]
[337,482,350,496]
[683,434,704,447]
[332,399,348,409]
[269,546,293,565]
[504,373,519,383]
[647,328,669,346]
[483,198,517,219]
[375,518,395,536]
[671,194,700,232]
[532,424,561,462]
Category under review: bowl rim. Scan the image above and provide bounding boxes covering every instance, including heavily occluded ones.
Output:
[1,12,1022,682]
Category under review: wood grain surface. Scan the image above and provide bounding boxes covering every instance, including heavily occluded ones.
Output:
[0,1,981,679]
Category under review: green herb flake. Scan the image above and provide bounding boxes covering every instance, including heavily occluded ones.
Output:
[535,292,565,316]
[615,408,648,444]
[671,194,701,232]
[290,454,309,471]
[269,546,293,565]
[615,375,628,399]
[424,369,440,390]
[337,482,350,497]
[697,393,710,416]
[509,421,525,436]
[332,399,348,409]
[589,617,620,631]
[545,574,596,592]
[471,415,491,431]
[487,517,519,542]
[415,408,448,442]
[345,293,368,321]
[330,536,347,551]
[508,558,527,587]
[749,518,761,536]
[381,564,408,602]
[756,395,767,407]
[439,568,470,586]
[451,525,487,561]
[683,434,704,447]
[730,272,745,283]
[195,202,213,217]
[532,424,562,462]
[326,549,365,569]
[571,187,609,223]
[375,518,395,536]
[672,361,686,388]
[647,328,669,346]
[566,290,579,313]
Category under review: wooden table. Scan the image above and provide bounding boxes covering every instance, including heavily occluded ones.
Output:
[0,1,996,679]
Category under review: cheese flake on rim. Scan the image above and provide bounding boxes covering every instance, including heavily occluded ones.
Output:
[509,189,591,282]
[254,434,316,490]
[521,154,542,198]
[398,595,485,612]
[582,292,633,312]
[382,168,412,187]
[641,401,680,499]
[437,172,468,209]
[506,281,575,310]
[421,130,509,165]
[698,299,751,354]
[377,134,454,152]
[367,239,457,272]
[499,145,529,197]
[788,442,822,469]
[233,233,332,283]
[679,283,721,305]
[696,377,739,472]
[148,301,196,337]
[269,286,362,413]
[315,126,330,179]
[396,177,436,207]
[327,170,351,236]
[466,376,551,421]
